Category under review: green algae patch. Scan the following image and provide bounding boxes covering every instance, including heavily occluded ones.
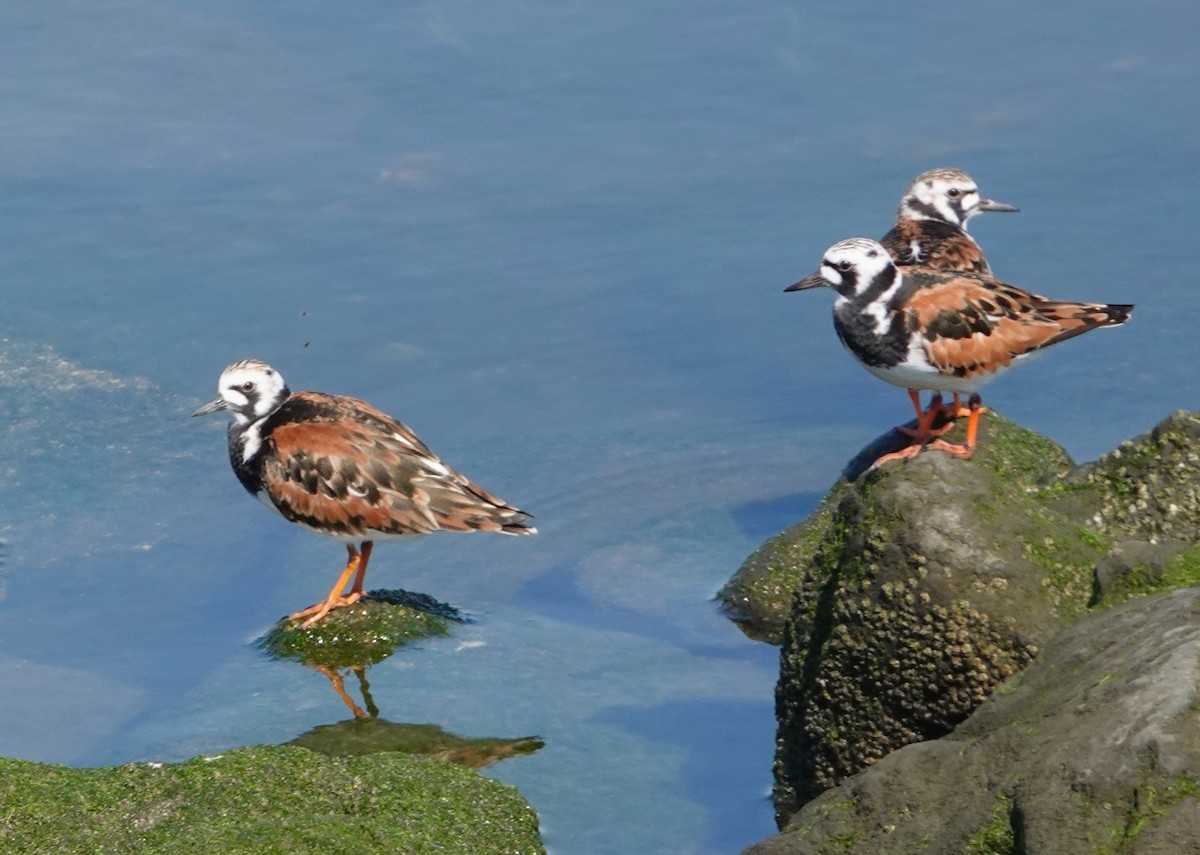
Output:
[1093,544,1200,608]
[0,745,544,855]
[1102,774,1200,854]
[718,485,849,644]
[961,411,1074,487]
[965,794,1015,855]
[260,591,456,669]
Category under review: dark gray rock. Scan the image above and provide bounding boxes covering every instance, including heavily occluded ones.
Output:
[744,587,1200,855]
[762,414,1108,822]
[722,411,1200,829]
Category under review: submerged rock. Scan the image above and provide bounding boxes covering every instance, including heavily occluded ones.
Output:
[744,587,1200,855]
[719,411,1200,827]
[0,744,544,854]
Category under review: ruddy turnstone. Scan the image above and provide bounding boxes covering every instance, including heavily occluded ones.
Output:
[786,238,1132,464]
[879,167,1018,275]
[194,359,535,627]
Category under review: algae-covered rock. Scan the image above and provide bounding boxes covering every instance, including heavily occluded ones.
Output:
[0,744,544,855]
[723,410,1200,826]
[1083,410,1200,541]
[743,587,1200,855]
[260,590,459,670]
[764,414,1104,821]
[718,411,1079,644]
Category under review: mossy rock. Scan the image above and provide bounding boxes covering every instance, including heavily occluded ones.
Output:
[0,745,544,855]
[727,410,1200,826]
[745,588,1200,855]
[260,591,458,670]
[719,412,1077,644]
[1083,410,1200,541]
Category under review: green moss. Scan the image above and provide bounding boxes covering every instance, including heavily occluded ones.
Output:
[1021,520,1111,619]
[260,595,452,669]
[1100,774,1200,854]
[718,485,850,643]
[0,745,544,855]
[1085,412,1200,542]
[969,412,1074,486]
[964,794,1014,855]
[1093,545,1200,608]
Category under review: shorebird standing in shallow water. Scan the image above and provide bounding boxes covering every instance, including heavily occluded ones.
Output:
[194,359,535,627]
[786,238,1133,466]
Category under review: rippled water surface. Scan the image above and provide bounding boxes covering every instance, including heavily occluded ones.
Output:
[1,2,1196,853]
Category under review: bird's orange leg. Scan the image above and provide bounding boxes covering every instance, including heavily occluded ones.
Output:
[346,541,374,601]
[874,392,940,467]
[927,394,985,460]
[288,544,366,628]
[876,388,979,467]
[896,391,958,442]
[942,392,971,420]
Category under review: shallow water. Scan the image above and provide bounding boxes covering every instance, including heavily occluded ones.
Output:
[0,2,1197,853]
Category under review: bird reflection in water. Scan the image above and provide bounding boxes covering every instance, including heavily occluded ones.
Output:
[260,590,543,767]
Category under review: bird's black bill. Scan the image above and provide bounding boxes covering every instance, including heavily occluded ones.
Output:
[785,271,827,292]
[977,197,1019,213]
[192,396,229,417]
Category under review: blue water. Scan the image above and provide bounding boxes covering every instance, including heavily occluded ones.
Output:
[0,2,1196,853]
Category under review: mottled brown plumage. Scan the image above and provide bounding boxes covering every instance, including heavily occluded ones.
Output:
[262,392,530,539]
[194,359,535,627]
[880,217,992,274]
[901,271,1131,381]
[787,239,1133,464]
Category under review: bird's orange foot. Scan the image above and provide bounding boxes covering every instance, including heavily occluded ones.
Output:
[288,592,364,629]
[925,438,976,460]
[870,442,926,469]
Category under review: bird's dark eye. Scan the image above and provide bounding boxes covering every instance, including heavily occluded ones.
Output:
[836,260,852,272]
[240,381,256,393]
[947,188,961,198]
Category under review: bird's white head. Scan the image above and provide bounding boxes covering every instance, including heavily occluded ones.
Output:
[193,358,290,425]
[898,167,1018,229]
[786,238,896,300]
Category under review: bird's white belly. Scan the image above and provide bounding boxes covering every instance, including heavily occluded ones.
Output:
[861,361,993,394]
[853,337,1033,395]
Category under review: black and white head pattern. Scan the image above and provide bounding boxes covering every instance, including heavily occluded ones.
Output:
[209,359,291,426]
[812,238,897,300]
[898,168,992,229]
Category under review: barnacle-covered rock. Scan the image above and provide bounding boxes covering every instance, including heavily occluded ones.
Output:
[745,588,1200,855]
[722,411,1200,827]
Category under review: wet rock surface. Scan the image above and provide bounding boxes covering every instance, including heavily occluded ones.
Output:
[743,587,1200,855]
[719,411,1200,833]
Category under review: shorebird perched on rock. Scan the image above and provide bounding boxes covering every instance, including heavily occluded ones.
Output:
[194,359,535,627]
[877,168,1019,429]
[879,167,1018,275]
[786,238,1132,466]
